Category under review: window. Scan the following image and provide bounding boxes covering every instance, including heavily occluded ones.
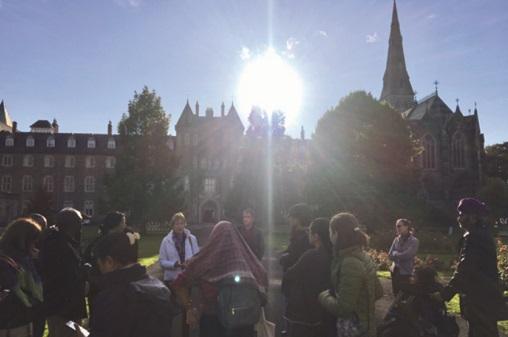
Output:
[84,200,94,217]
[23,155,34,167]
[67,137,76,148]
[43,176,54,193]
[204,177,216,194]
[85,156,96,168]
[65,156,76,168]
[107,138,116,149]
[44,155,55,168]
[5,136,14,147]
[84,176,95,193]
[87,137,96,149]
[26,136,35,147]
[1,175,12,193]
[46,136,55,148]
[184,133,190,146]
[105,156,116,169]
[64,176,75,192]
[422,135,436,169]
[2,155,13,167]
[22,175,33,192]
[63,200,74,208]
[452,133,466,169]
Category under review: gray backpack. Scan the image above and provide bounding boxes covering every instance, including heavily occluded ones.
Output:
[217,278,262,329]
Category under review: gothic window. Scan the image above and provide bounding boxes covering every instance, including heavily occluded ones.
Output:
[2,155,13,167]
[67,137,76,148]
[84,200,94,217]
[65,156,76,168]
[87,137,96,149]
[43,176,54,193]
[422,135,437,170]
[84,176,96,193]
[64,176,75,192]
[44,155,55,168]
[22,175,33,192]
[85,156,96,168]
[452,133,466,169]
[26,136,35,147]
[23,155,34,167]
[5,136,14,147]
[46,136,55,148]
[1,175,12,193]
[204,177,216,194]
[107,138,116,149]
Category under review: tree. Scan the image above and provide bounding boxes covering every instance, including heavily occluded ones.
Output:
[245,107,286,139]
[104,86,183,226]
[305,91,418,228]
[485,142,508,183]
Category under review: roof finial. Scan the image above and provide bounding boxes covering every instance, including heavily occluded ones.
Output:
[474,101,478,115]
[434,80,439,95]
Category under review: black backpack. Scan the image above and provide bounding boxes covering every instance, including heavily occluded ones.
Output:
[217,277,262,330]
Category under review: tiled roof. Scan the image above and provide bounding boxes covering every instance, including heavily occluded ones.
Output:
[30,120,52,128]
[404,93,453,121]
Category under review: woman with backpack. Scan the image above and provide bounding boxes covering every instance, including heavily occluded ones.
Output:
[172,221,268,337]
[319,212,383,337]
[89,229,177,337]
[0,218,43,337]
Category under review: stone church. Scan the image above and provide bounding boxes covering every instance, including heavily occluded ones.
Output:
[381,1,485,206]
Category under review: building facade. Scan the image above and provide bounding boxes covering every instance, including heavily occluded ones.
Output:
[381,0,485,206]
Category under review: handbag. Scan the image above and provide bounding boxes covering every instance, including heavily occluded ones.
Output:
[255,308,275,337]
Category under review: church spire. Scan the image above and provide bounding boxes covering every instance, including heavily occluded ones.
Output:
[380,0,415,112]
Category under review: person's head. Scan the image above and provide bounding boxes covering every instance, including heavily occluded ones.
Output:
[413,266,438,291]
[0,218,42,257]
[456,198,487,231]
[101,211,126,236]
[242,208,255,230]
[287,203,312,230]
[170,212,187,234]
[29,213,48,231]
[56,208,83,241]
[395,218,411,236]
[329,212,369,250]
[94,229,140,274]
[309,217,332,252]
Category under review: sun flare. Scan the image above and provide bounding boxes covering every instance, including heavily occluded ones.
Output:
[237,48,303,124]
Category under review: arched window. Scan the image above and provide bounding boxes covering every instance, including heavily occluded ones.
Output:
[22,175,33,192]
[422,135,437,169]
[43,176,54,193]
[84,176,95,193]
[452,133,466,169]
[5,136,14,147]
[26,136,35,147]
[44,155,55,168]
[46,136,55,148]
[67,137,76,148]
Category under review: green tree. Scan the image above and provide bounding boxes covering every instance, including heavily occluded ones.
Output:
[485,142,508,183]
[105,86,183,227]
[479,177,508,223]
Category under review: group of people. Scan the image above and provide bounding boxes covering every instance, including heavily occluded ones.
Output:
[0,197,506,337]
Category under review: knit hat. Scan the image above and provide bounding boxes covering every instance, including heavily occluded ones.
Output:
[457,198,487,216]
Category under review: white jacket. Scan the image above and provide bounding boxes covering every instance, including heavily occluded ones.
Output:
[159,229,200,281]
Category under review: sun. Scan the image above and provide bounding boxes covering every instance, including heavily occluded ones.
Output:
[237,48,303,124]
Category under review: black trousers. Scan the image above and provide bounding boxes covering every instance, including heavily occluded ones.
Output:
[200,314,255,337]
[286,322,323,337]
[391,268,411,296]
[468,319,499,337]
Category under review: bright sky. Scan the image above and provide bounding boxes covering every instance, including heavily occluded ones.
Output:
[0,0,507,145]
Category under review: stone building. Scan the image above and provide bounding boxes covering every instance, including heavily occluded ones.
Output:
[381,0,485,205]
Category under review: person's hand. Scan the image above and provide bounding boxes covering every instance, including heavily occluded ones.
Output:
[186,308,199,329]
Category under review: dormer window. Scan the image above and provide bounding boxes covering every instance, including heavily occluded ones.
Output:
[26,136,35,147]
[87,137,96,149]
[67,137,76,148]
[107,138,116,149]
[46,136,55,148]
[5,136,14,147]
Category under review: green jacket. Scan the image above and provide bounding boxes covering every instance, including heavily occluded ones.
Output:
[319,246,383,337]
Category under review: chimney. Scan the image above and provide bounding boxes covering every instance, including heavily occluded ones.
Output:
[12,121,17,133]
[195,101,200,116]
[221,102,225,117]
[52,119,59,133]
[108,121,113,136]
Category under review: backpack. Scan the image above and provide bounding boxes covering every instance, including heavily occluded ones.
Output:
[217,277,262,330]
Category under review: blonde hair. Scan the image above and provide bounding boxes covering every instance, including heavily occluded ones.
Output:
[170,212,186,227]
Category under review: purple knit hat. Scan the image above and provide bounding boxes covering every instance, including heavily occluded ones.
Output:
[457,198,487,215]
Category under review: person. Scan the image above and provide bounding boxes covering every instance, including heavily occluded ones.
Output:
[159,212,199,337]
[388,218,419,296]
[172,221,268,337]
[29,214,48,232]
[40,208,87,337]
[282,218,335,337]
[83,211,127,312]
[378,266,459,337]
[319,212,383,337]
[279,203,313,271]
[238,208,265,260]
[89,229,176,337]
[440,198,506,337]
[0,218,43,337]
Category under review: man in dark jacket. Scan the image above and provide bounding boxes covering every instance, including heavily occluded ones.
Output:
[441,198,506,337]
[279,203,313,271]
[238,208,265,260]
[40,208,87,337]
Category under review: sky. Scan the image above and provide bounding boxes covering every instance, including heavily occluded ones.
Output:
[0,0,507,145]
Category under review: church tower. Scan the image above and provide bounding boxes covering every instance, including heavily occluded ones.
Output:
[380,0,415,112]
